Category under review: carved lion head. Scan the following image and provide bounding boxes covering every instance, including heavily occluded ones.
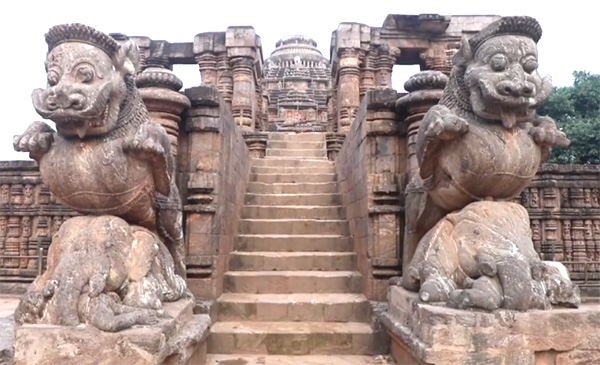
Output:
[31,24,140,139]
[453,17,553,128]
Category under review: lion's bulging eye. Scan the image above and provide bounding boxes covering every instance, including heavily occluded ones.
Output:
[47,70,60,86]
[523,58,538,74]
[490,54,507,72]
[77,66,95,83]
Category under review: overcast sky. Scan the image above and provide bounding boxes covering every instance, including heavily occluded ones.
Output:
[1,0,597,160]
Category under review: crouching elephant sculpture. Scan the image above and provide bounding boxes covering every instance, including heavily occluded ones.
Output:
[15,216,188,332]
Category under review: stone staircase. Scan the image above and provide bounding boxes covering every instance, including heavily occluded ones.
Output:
[207,133,382,364]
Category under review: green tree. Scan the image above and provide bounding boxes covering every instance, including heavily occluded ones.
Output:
[539,71,600,164]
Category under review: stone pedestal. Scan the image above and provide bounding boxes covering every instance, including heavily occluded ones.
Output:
[382,286,600,365]
[242,132,268,158]
[14,299,211,365]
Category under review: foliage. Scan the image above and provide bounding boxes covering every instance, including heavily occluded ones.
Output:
[538,71,600,164]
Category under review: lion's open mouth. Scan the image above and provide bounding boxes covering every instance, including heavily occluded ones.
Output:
[473,82,537,128]
[54,104,110,138]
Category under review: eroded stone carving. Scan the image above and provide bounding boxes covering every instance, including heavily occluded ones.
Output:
[402,202,580,311]
[13,23,189,331]
[401,16,580,311]
[15,216,186,331]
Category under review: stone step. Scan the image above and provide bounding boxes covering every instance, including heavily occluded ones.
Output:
[217,293,370,322]
[208,321,375,355]
[165,313,212,364]
[224,271,362,294]
[266,140,326,150]
[228,252,357,271]
[245,193,341,206]
[252,158,332,168]
[268,133,326,142]
[252,166,336,174]
[205,354,384,365]
[236,234,350,252]
[240,219,349,235]
[242,205,345,220]
[266,149,328,159]
[246,182,338,194]
[249,173,336,184]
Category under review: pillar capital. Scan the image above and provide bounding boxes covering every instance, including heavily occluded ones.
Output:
[420,42,460,75]
[230,55,255,70]
[137,64,190,158]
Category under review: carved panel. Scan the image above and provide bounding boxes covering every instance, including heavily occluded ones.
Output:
[523,164,600,289]
[0,161,77,287]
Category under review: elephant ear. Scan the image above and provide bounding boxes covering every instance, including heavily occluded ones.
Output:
[113,40,140,76]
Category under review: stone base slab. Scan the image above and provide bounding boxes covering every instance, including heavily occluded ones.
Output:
[14,298,211,365]
[382,286,600,365]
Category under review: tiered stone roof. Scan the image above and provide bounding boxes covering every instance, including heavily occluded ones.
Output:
[263,35,331,114]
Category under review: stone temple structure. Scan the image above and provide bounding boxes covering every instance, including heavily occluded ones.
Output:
[0,13,599,365]
[262,35,331,132]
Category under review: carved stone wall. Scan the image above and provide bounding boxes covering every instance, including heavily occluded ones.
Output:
[336,89,406,300]
[0,161,77,293]
[521,164,600,296]
[180,86,251,300]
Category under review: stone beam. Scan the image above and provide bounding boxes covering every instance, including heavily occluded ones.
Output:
[376,14,500,68]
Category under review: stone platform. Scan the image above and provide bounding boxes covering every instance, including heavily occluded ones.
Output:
[382,286,600,365]
[205,354,396,364]
[13,298,211,365]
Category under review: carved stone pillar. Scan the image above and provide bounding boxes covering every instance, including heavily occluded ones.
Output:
[196,53,218,86]
[420,43,460,76]
[572,219,586,272]
[359,49,376,98]
[337,48,361,133]
[216,53,233,107]
[395,71,448,274]
[5,216,20,268]
[326,133,345,161]
[563,219,573,271]
[182,87,220,297]
[255,83,264,131]
[137,59,191,158]
[395,71,448,181]
[230,56,255,131]
[374,45,398,89]
[365,89,404,299]
[327,87,338,133]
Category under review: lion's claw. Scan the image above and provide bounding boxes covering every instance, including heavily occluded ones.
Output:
[124,123,167,161]
[425,113,469,140]
[13,121,55,160]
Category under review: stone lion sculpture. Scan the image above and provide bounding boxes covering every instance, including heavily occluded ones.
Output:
[13,23,190,330]
[400,16,580,311]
